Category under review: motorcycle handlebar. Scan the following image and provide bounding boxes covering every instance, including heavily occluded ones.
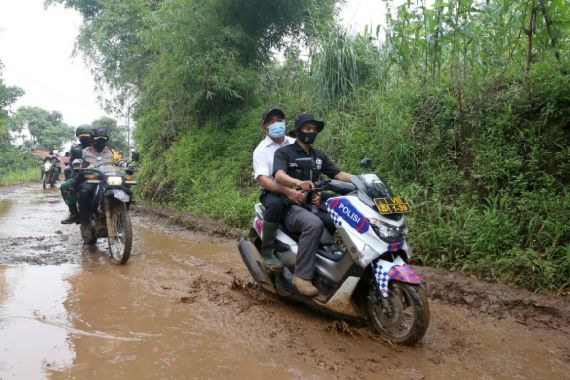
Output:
[82,167,125,178]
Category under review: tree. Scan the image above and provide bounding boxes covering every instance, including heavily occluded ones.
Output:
[9,107,74,151]
[0,62,24,151]
[91,116,128,152]
[46,0,337,153]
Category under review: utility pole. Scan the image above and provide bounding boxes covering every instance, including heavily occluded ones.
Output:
[126,104,131,152]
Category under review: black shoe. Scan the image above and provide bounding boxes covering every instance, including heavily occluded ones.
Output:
[61,213,79,224]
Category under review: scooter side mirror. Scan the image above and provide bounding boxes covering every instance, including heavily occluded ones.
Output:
[360,158,372,169]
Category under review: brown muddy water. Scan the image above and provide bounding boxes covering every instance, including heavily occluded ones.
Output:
[0,185,569,379]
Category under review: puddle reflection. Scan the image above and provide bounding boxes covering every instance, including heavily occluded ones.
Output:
[0,264,80,378]
[0,199,12,219]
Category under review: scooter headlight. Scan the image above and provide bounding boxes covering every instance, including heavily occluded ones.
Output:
[106,176,123,186]
[369,218,407,243]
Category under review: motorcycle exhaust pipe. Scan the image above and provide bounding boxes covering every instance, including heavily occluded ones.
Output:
[237,238,276,294]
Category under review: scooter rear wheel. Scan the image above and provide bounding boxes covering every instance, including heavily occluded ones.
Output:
[366,282,430,345]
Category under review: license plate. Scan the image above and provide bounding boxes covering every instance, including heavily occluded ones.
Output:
[373,196,412,214]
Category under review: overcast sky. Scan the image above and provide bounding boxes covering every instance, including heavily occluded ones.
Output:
[0,0,387,128]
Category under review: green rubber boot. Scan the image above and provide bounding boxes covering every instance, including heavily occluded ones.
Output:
[261,222,284,271]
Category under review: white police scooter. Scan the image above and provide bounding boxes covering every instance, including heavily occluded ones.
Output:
[238,158,429,345]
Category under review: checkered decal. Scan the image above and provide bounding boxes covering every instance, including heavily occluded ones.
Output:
[373,262,390,297]
[326,203,343,227]
[374,261,422,297]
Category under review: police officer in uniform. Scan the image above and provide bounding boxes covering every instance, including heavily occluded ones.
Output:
[273,114,353,297]
[78,128,117,240]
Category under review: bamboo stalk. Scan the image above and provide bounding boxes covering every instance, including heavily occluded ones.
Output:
[526,0,537,73]
[537,0,562,65]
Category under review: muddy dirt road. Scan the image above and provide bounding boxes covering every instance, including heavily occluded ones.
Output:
[0,185,569,379]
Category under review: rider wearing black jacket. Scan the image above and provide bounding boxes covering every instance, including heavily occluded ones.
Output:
[273,114,352,297]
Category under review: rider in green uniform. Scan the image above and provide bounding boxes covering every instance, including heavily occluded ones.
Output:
[60,125,92,224]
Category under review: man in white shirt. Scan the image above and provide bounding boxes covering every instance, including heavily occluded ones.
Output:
[252,107,305,271]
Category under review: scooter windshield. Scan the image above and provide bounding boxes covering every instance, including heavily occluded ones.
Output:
[359,174,393,199]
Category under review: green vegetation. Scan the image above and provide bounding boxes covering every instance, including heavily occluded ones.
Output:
[55,0,569,291]
[0,149,41,187]
[0,63,36,186]
[8,106,74,151]
[0,165,38,186]
[0,62,24,151]
[0,61,71,185]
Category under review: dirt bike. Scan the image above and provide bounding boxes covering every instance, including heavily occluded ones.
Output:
[83,165,137,264]
[238,158,430,345]
[42,161,56,189]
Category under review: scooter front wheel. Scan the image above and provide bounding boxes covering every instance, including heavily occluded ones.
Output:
[366,282,430,345]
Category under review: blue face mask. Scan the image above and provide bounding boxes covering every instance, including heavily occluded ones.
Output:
[267,121,286,138]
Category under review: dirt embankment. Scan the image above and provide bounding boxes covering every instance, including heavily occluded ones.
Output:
[131,203,245,239]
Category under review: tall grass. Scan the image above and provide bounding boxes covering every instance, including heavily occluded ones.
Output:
[0,166,38,186]
[310,28,359,107]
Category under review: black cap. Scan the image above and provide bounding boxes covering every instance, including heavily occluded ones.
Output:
[261,107,285,124]
[290,114,325,136]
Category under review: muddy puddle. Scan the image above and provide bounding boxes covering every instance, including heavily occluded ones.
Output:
[1,185,569,379]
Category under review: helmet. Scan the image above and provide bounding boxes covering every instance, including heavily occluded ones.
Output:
[91,128,109,141]
[70,144,84,160]
[76,124,91,138]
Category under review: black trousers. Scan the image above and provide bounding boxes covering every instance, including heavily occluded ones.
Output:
[78,182,96,225]
[261,191,335,235]
[260,192,288,224]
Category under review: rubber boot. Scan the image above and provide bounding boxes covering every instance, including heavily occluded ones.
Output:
[80,223,93,241]
[261,222,284,271]
[61,204,80,224]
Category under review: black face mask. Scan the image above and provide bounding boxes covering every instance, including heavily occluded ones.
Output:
[79,137,91,149]
[94,140,107,151]
[297,131,317,145]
